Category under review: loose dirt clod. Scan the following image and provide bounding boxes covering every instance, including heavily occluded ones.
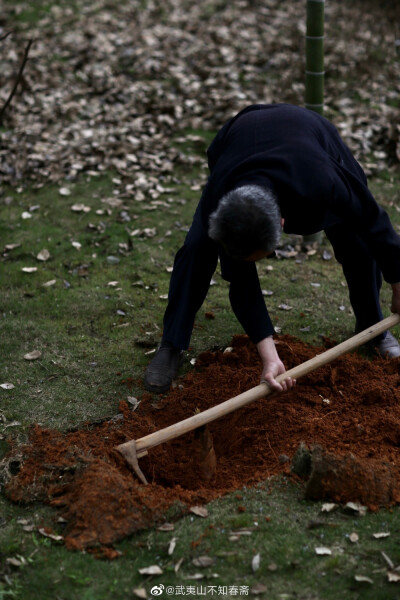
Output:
[305,446,400,508]
[3,334,400,550]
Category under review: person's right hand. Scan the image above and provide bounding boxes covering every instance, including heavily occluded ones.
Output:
[260,356,295,393]
[256,336,296,393]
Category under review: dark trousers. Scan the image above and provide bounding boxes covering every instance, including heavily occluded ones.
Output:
[162,204,218,349]
[325,223,384,336]
[162,210,385,350]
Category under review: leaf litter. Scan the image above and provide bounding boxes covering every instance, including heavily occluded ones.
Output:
[0,0,399,196]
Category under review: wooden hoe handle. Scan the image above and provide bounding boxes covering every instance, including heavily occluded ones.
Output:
[117,314,400,466]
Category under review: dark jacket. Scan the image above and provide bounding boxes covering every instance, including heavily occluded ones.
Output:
[199,103,400,284]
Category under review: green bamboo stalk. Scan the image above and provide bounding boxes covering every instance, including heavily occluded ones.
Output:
[305,0,325,115]
[304,0,325,244]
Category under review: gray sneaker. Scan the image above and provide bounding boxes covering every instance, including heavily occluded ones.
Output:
[373,331,400,359]
[355,322,400,359]
[144,345,183,393]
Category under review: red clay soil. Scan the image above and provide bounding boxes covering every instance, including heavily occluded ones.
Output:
[4,334,400,551]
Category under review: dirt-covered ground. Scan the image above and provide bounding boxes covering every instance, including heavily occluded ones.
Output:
[4,335,400,550]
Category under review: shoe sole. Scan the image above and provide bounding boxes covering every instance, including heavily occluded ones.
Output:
[143,351,184,394]
[143,378,172,394]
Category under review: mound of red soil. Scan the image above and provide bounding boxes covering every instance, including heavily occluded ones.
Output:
[4,334,400,550]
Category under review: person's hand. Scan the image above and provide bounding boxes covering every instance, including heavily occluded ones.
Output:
[260,357,295,393]
[256,336,296,393]
[391,282,400,315]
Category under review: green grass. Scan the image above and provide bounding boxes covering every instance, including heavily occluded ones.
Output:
[2,478,400,599]
[1,144,400,598]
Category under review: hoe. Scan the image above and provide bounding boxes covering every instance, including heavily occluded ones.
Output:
[116,314,400,484]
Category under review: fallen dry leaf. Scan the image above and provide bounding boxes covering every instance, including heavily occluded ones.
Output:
[24,350,42,361]
[278,303,293,311]
[251,583,267,595]
[106,256,120,264]
[6,557,26,567]
[126,397,141,410]
[381,551,395,569]
[251,553,260,572]
[142,228,157,238]
[192,556,215,568]
[36,249,50,261]
[354,575,373,584]
[3,420,21,429]
[315,547,332,556]
[38,528,63,542]
[157,523,175,531]
[190,506,208,518]
[138,565,163,576]
[229,528,253,536]
[71,203,91,212]
[174,557,184,573]
[168,537,177,556]
[344,502,367,516]
[387,571,400,583]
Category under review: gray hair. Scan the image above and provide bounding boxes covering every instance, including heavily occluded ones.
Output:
[208,184,281,260]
